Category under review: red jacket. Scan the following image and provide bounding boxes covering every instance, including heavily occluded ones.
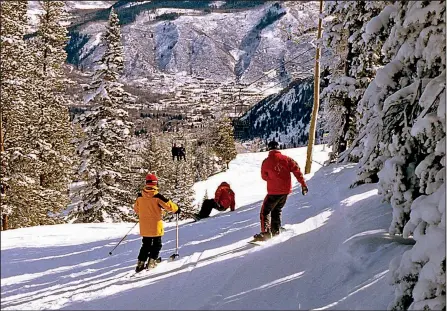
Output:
[261,150,307,195]
[214,182,235,211]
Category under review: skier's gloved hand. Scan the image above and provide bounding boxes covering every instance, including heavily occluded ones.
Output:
[301,185,308,196]
[175,207,181,214]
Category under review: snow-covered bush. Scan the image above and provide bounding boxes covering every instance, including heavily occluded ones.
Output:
[322,1,446,309]
[321,1,389,162]
[342,1,446,309]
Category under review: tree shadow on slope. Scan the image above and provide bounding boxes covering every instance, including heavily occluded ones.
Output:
[1,164,412,310]
[0,164,340,309]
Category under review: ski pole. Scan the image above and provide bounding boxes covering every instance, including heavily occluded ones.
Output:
[169,213,180,261]
[108,222,138,256]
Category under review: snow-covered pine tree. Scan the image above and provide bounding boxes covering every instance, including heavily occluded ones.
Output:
[212,117,237,169]
[168,159,196,221]
[0,0,45,229]
[158,135,196,220]
[378,2,445,310]
[69,8,135,223]
[321,1,388,162]
[30,0,75,224]
[389,71,445,311]
[192,138,215,181]
[351,3,397,186]
[138,133,164,191]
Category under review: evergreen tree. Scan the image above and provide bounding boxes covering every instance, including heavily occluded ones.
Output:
[212,117,237,169]
[350,3,397,183]
[140,133,163,177]
[0,0,43,228]
[203,189,209,201]
[321,1,389,162]
[31,0,75,224]
[168,160,195,221]
[323,2,445,308]
[70,8,135,223]
[192,138,216,181]
[367,2,445,310]
[135,133,197,221]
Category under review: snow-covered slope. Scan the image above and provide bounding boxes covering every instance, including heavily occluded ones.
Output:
[1,146,412,310]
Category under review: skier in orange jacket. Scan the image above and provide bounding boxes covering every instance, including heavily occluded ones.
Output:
[133,173,179,272]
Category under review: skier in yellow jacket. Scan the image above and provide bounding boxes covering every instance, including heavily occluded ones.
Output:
[133,173,179,273]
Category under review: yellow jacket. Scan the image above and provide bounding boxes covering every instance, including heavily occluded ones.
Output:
[134,186,178,237]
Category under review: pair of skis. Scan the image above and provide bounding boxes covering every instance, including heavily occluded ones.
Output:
[129,257,164,279]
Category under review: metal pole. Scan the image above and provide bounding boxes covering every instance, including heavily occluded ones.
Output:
[305,0,324,175]
[176,213,179,252]
[108,222,138,255]
[169,213,180,261]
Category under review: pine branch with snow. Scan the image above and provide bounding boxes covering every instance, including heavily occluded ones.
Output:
[321,1,389,162]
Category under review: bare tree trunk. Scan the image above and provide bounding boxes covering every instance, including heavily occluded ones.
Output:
[2,214,8,231]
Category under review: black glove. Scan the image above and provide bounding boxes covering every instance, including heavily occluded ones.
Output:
[302,185,308,196]
[175,207,181,214]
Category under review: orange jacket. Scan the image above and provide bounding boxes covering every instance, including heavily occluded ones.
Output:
[261,150,307,195]
[214,182,235,211]
[134,186,178,237]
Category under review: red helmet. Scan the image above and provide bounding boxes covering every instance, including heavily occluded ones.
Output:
[145,173,158,186]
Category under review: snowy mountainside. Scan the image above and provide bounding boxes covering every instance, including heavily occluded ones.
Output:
[238,77,314,146]
[0,146,412,310]
[65,1,319,84]
[27,1,117,29]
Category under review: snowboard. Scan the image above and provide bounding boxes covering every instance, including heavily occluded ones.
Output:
[247,228,293,246]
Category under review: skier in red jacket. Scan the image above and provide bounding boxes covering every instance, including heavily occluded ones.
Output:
[253,141,308,241]
[196,182,236,219]
[214,182,235,211]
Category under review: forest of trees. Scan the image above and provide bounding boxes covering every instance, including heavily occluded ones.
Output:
[0,1,444,310]
[1,1,75,229]
[321,1,445,310]
[0,1,238,227]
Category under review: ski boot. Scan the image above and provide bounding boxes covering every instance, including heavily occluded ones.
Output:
[252,231,272,242]
[146,258,158,269]
[135,260,145,273]
[272,226,286,237]
[191,213,201,222]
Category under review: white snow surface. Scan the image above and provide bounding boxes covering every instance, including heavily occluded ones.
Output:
[1,146,412,310]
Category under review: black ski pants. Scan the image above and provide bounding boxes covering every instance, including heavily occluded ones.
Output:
[260,194,288,234]
[138,236,162,262]
[198,199,220,218]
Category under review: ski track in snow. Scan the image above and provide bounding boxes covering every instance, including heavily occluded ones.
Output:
[0,146,413,310]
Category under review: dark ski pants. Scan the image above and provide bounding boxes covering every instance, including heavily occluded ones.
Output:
[198,199,217,218]
[260,194,288,234]
[198,199,226,218]
[138,236,162,262]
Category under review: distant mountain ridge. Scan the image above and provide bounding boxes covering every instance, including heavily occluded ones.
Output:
[63,1,319,84]
[238,78,315,147]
